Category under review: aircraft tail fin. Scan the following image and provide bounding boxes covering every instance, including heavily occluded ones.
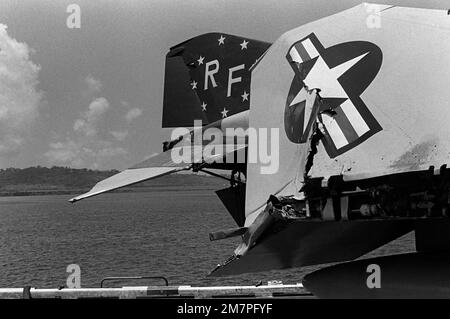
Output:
[162,32,270,128]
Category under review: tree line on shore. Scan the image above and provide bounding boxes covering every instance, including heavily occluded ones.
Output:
[0,166,225,195]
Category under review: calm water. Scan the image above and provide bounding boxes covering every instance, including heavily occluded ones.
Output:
[0,190,415,288]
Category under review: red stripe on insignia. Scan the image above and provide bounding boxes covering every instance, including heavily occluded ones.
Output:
[294,43,311,62]
[333,106,359,144]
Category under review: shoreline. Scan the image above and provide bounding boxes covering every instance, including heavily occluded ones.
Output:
[0,185,224,197]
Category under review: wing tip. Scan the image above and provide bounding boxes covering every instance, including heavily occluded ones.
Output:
[68,191,97,203]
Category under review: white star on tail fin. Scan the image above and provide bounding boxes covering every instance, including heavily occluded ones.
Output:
[304,52,369,98]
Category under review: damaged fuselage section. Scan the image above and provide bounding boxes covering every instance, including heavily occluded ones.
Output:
[209,4,450,276]
[210,164,450,277]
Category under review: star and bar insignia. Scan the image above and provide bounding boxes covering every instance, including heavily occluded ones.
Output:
[285,33,383,158]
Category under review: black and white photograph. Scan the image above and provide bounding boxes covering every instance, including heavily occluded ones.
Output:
[1,0,450,306]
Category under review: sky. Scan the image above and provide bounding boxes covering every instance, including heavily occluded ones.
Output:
[0,0,447,170]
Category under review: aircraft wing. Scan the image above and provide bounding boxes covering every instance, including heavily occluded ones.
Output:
[69,117,248,203]
[68,149,190,203]
[69,144,247,203]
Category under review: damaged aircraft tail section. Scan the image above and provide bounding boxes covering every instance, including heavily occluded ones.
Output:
[71,4,450,281]
[210,4,450,276]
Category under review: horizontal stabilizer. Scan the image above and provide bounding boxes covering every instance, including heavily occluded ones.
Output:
[69,115,248,203]
[69,150,190,202]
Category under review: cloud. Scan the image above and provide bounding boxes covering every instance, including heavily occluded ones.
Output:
[97,146,127,158]
[44,139,126,169]
[0,24,43,156]
[0,135,24,154]
[45,77,131,169]
[85,74,102,92]
[74,97,110,136]
[45,140,80,164]
[125,107,142,122]
[110,130,128,141]
[45,70,139,169]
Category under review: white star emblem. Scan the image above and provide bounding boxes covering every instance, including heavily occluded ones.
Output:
[190,80,197,90]
[201,102,207,111]
[303,52,369,98]
[240,40,248,50]
[221,107,229,118]
[197,56,204,65]
[218,35,225,45]
[288,52,370,135]
[241,91,249,101]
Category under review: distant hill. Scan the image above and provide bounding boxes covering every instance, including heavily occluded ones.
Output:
[0,166,227,196]
[0,166,119,189]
